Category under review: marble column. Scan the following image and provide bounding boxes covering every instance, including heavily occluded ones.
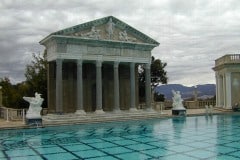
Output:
[56,59,63,113]
[76,60,85,114]
[145,63,151,110]
[130,62,137,111]
[96,60,104,113]
[223,75,226,108]
[47,63,50,109]
[114,61,120,111]
[225,72,232,109]
[216,74,220,107]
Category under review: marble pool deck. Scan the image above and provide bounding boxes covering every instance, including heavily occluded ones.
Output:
[0,108,234,129]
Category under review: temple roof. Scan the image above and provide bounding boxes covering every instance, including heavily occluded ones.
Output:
[40,16,159,46]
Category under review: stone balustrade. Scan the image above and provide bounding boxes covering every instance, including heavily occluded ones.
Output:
[0,107,48,122]
[215,54,240,66]
[160,100,216,109]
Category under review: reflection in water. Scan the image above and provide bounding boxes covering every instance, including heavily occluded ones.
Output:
[1,115,240,159]
[172,117,186,139]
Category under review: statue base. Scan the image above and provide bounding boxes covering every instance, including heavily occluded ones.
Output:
[25,118,42,127]
[172,109,186,116]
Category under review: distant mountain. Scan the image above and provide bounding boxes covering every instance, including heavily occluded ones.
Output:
[154,84,216,100]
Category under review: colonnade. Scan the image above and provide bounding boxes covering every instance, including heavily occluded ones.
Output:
[215,73,232,109]
[54,59,151,113]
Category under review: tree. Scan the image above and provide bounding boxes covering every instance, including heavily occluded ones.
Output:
[0,77,28,108]
[25,50,47,107]
[0,51,47,108]
[138,56,168,101]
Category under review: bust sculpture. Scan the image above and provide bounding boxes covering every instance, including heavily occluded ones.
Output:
[23,92,43,119]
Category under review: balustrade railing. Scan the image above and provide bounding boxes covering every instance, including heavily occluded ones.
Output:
[150,100,216,110]
[215,54,240,66]
[0,107,26,123]
[0,107,48,122]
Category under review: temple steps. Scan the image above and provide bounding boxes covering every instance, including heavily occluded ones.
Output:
[42,110,168,126]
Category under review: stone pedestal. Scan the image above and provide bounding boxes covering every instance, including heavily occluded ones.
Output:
[171,90,186,116]
[95,109,105,114]
[172,109,186,116]
[75,110,86,115]
[25,118,42,126]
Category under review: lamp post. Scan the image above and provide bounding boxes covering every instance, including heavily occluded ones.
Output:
[194,85,198,102]
[194,85,198,108]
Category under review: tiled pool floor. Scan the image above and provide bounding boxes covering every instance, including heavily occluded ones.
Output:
[0,115,240,159]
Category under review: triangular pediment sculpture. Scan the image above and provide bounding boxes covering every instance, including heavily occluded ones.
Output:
[49,16,159,45]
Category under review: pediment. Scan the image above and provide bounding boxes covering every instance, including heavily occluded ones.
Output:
[50,16,159,45]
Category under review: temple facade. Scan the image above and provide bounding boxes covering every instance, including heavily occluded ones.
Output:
[213,54,240,109]
[40,16,159,114]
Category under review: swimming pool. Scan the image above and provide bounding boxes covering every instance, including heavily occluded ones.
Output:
[0,114,240,160]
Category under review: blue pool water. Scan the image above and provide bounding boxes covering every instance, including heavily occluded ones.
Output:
[0,114,240,160]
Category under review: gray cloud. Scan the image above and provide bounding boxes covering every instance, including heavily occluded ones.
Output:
[0,0,240,86]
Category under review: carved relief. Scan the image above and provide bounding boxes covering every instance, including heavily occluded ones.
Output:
[69,18,141,43]
[80,26,101,40]
[119,30,137,42]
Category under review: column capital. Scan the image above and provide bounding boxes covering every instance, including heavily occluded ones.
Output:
[56,59,62,63]
[96,60,102,67]
[145,63,151,69]
[225,72,231,77]
[114,61,119,68]
[77,59,83,66]
[131,62,135,64]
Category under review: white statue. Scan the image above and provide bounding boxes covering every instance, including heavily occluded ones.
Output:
[106,18,115,39]
[23,92,43,119]
[172,90,185,110]
[119,30,137,42]
[81,26,101,39]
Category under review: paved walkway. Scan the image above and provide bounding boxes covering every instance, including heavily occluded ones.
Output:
[0,108,233,129]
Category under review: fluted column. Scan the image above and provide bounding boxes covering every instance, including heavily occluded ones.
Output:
[130,62,136,111]
[114,61,120,111]
[96,60,104,113]
[225,72,232,109]
[145,63,151,109]
[76,59,85,114]
[216,74,220,107]
[219,75,224,107]
[223,75,226,108]
[56,59,63,113]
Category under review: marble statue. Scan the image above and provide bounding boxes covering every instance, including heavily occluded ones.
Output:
[106,18,115,39]
[172,90,185,110]
[81,26,101,39]
[23,92,43,119]
[119,30,137,42]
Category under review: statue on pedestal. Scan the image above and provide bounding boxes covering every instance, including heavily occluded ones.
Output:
[172,90,186,115]
[23,92,43,120]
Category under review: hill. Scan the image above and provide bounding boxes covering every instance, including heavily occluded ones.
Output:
[154,84,216,100]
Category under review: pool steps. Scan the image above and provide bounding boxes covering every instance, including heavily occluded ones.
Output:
[42,110,168,126]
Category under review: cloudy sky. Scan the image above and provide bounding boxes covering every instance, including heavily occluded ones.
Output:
[0,0,239,86]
